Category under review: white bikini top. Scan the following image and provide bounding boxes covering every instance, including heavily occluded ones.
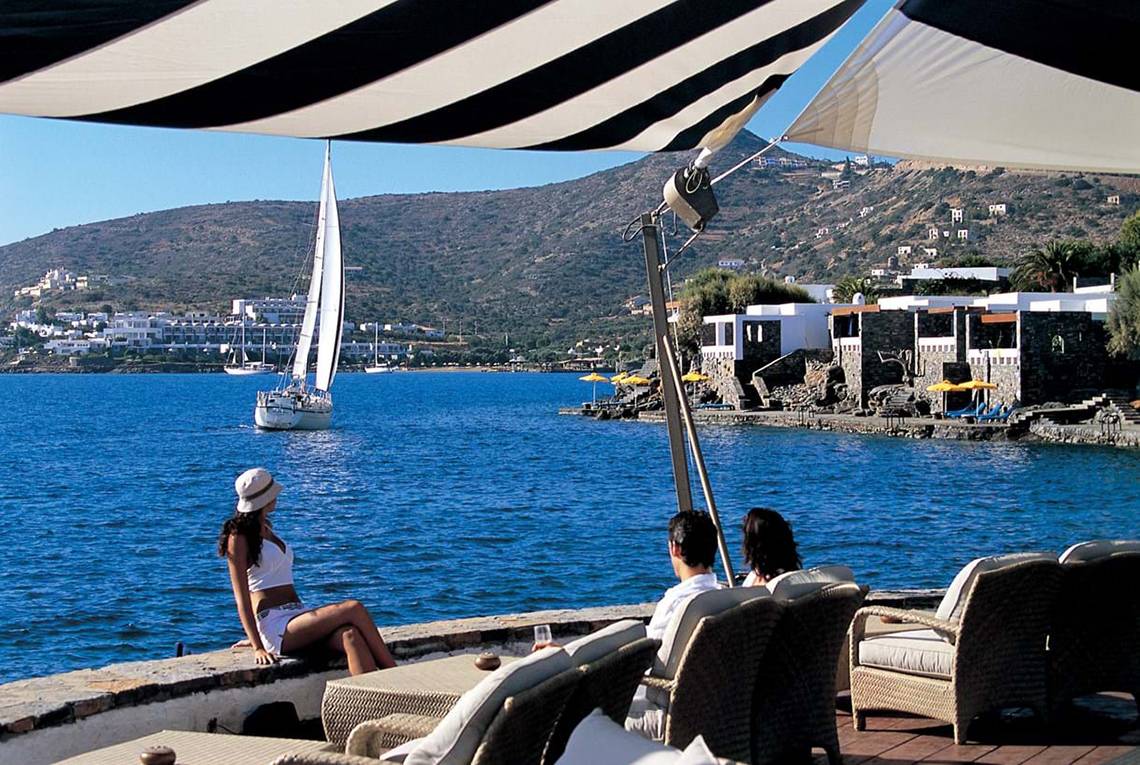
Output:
[248,538,295,592]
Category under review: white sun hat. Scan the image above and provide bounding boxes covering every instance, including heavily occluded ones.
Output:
[234,467,283,514]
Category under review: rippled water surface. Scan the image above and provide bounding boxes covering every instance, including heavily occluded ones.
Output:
[0,372,1137,683]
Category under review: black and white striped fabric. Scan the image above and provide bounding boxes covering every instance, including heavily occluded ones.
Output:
[0,0,863,152]
[787,0,1140,174]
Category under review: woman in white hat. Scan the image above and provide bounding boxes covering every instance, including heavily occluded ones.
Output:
[218,467,396,674]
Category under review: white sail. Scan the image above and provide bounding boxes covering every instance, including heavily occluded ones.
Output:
[314,145,344,393]
[291,151,330,382]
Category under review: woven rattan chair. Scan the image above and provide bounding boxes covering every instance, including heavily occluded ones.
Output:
[751,581,867,765]
[638,595,784,762]
[1050,551,1140,714]
[850,559,1062,744]
[341,664,579,765]
[543,636,661,765]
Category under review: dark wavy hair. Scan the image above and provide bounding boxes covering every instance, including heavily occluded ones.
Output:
[217,510,264,567]
[742,507,801,580]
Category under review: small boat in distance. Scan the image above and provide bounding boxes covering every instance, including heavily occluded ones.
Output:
[224,324,275,376]
[364,323,394,374]
[254,144,344,430]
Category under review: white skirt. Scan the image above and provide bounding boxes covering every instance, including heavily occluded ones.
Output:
[255,601,313,655]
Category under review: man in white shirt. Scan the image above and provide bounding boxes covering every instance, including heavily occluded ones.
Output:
[627,510,720,740]
[645,510,720,642]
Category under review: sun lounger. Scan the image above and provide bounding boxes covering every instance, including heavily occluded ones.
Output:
[850,555,1062,744]
[975,403,1010,422]
[946,401,985,418]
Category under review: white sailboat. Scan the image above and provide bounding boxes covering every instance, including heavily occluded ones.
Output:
[224,322,275,376]
[254,144,344,430]
[364,324,394,374]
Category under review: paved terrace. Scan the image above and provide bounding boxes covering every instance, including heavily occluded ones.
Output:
[2,597,1136,764]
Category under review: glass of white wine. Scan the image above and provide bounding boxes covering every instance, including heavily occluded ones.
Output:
[533,624,553,646]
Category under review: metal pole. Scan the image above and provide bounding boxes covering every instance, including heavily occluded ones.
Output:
[641,213,693,513]
[660,335,736,586]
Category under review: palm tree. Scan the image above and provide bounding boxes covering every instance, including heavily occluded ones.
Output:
[1014,240,1074,291]
[833,276,879,303]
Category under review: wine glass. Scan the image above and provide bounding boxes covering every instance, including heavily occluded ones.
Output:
[533,624,553,646]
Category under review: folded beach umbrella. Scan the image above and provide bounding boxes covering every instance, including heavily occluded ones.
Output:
[681,371,710,382]
[0,0,866,152]
[785,0,1140,174]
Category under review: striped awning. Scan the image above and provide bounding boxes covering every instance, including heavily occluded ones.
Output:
[786,0,1140,174]
[0,0,864,152]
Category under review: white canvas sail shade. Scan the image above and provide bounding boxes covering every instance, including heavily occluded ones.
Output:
[0,0,865,152]
[291,153,329,382]
[786,0,1140,174]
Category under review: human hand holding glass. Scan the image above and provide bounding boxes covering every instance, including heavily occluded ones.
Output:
[532,624,555,651]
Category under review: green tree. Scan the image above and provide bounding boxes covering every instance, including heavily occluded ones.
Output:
[832,276,880,304]
[1120,210,1140,257]
[1013,240,1075,291]
[1106,267,1140,358]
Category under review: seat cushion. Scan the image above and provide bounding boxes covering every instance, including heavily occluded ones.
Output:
[934,553,1054,623]
[858,628,955,679]
[405,646,573,765]
[766,565,855,600]
[1059,539,1140,563]
[559,708,676,765]
[654,587,766,678]
[624,696,668,742]
[565,619,647,666]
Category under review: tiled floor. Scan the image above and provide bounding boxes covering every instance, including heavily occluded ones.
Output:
[816,694,1139,765]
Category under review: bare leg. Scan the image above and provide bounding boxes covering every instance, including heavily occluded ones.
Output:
[326,626,377,675]
[281,600,396,669]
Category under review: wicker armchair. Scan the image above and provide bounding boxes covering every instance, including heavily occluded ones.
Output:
[1050,551,1140,714]
[850,559,1062,744]
[341,664,580,765]
[543,637,660,765]
[751,581,867,765]
[637,595,784,762]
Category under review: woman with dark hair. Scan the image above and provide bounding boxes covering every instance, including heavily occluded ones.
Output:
[741,507,802,587]
[219,467,395,675]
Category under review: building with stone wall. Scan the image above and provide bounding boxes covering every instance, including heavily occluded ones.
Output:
[830,308,916,407]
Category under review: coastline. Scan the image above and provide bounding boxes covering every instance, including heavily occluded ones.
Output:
[0,360,587,375]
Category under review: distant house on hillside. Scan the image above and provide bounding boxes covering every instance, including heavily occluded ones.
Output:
[718,258,745,270]
[988,203,1007,216]
[1107,194,1121,205]
[928,228,940,241]
[897,245,912,256]
[951,208,964,223]
[957,229,969,240]
[860,206,874,217]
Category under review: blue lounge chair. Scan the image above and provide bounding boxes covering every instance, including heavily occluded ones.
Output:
[979,404,1018,423]
[974,402,1005,422]
[946,401,985,418]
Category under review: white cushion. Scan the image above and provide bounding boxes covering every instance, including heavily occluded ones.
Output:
[558,708,679,765]
[858,628,955,679]
[654,587,766,678]
[934,553,1054,623]
[624,695,667,742]
[405,646,573,765]
[565,619,647,666]
[676,736,718,765]
[1059,539,1140,564]
[766,565,855,601]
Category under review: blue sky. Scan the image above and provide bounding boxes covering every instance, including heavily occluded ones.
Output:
[0,0,892,246]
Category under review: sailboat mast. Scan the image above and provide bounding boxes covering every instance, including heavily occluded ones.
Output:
[314,142,344,393]
[291,148,330,384]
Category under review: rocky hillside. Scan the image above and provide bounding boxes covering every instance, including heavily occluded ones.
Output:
[2,131,1136,348]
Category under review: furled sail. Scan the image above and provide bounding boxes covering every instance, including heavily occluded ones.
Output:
[786,0,1140,174]
[314,147,343,393]
[0,0,864,152]
[291,152,329,382]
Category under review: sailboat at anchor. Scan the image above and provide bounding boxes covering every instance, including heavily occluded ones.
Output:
[254,144,343,430]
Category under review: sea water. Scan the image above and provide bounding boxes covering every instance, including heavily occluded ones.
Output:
[0,372,1136,683]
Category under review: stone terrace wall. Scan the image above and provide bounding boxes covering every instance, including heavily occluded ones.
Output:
[856,311,914,406]
[1019,313,1108,404]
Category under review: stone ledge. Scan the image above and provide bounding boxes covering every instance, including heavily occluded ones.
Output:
[0,595,938,739]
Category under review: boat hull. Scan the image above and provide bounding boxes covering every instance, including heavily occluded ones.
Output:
[364,366,394,374]
[225,365,275,376]
[254,389,332,430]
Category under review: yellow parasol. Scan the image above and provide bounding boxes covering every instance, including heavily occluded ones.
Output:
[959,379,997,390]
[622,375,651,385]
[610,372,628,384]
[579,371,609,404]
[926,380,966,414]
[682,371,710,383]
